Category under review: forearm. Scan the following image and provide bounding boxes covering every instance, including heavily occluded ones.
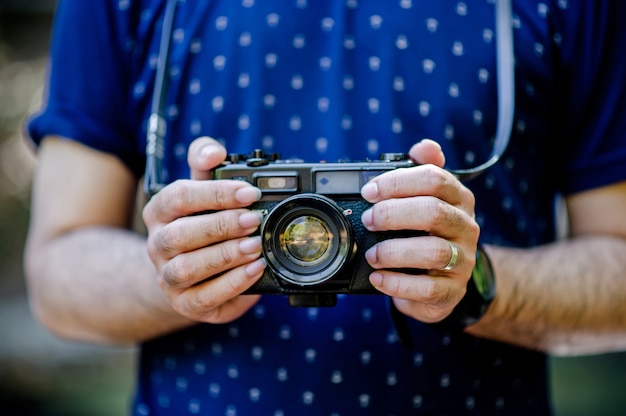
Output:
[25,226,194,345]
[467,235,626,355]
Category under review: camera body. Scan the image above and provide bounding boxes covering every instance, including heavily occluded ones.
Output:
[213,150,419,307]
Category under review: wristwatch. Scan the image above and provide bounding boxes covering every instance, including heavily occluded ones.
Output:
[436,244,496,330]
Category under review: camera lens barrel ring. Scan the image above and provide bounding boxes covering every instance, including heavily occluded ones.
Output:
[261,193,355,286]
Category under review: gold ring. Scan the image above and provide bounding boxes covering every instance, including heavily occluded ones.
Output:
[439,240,459,271]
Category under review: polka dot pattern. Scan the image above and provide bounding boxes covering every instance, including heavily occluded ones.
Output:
[28,0,626,414]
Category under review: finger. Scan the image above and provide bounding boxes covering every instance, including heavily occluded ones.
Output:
[152,209,263,260]
[160,236,263,290]
[171,261,266,323]
[143,179,262,225]
[361,164,474,212]
[369,271,463,323]
[409,139,446,167]
[361,196,479,239]
[365,236,469,272]
[188,136,227,180]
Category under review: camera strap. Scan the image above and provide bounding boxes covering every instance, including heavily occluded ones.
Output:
[450,0,515,181]
[144,0,515,194]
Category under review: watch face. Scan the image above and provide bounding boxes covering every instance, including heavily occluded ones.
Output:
[473,247,496,301]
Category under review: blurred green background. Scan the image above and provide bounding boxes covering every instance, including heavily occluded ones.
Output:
[1,3,625,416]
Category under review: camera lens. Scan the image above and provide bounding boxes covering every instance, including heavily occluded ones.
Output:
[261,194,355,286]
[282,216,332,266]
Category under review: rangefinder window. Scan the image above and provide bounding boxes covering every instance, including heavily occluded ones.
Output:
[255,174,299,192]
[314,171,361,194]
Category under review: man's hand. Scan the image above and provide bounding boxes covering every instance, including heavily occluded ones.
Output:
[361,139,480,323]
[142,137,267,324]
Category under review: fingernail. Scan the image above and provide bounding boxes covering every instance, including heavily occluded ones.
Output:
[236,187,262,204]
[369,272,383,287]
[239,236,262,254]
[361,208,374,229]
[245,257,267,277]
[198,144,217,163]
[239,211,263,229]
[365,245,378,265]
[361,181,379,201]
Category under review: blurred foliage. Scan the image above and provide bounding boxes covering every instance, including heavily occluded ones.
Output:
[0,7,625,416]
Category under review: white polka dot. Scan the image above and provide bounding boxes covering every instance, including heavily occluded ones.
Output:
[457,2,468,15]
[448,82,460,97]
[344,35,356,49]
[452,41,464,56]
[367,139,380,154]
[291,75,304,90]
[215,16,228,30]
[249,388,261,402]
[238,73,250,88]
[342,115,352,130]
[265,53,278,68]
[293,34,306,48]
[393,76,405,91]
[426,18,438,32]
[238,114,250,130]
[331,370,343,384]
[189,79,201,95]
[391,118,402,133]
[289,115,302,131]
[188,399,201,414]
[343,75,355,90]
[277,367,288,381]
[190,39,202,53]
[318,97,330,112]
[227,365,239,378]
[320,56,332,70]
[213,55,226,70]
[267,13,280,27]
[321,17,335,31]
[368,98,380,113]
[369,56,381,71]
[359,394,371,408]
[370,15,383,29]
[239,32,252,47]
[423,59,436,73]
[263,94,276,108]
[212,96,224,112]
[483,28,494,43]
[396,34,409,49]
[208,383,220,398]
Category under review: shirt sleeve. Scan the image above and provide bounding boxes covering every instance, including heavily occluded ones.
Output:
[555,0,626,195]
[27,0,145,177]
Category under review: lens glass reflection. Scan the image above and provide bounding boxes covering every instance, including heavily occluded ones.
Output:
[282,216,332,265]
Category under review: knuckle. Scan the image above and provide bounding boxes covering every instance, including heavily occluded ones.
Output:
[434,241,451,267]
[205,212,233,239]
[154,224,185,257]
[203,244,236,274]
[372,201,393,226]
[422,278,455,307]
[162,256,192,289]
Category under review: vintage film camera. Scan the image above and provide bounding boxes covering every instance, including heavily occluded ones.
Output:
[213,150,420,307]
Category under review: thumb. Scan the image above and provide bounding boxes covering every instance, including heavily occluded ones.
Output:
[187,136,227,180]
[409,139,446,168]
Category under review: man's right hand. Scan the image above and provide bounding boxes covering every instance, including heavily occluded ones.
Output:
[142,137,266,324]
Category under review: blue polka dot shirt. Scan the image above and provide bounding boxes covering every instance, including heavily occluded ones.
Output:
[29,0,626,414]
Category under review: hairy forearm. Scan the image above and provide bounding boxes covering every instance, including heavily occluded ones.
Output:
[467,235,626,355]
[25,226,194,345]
